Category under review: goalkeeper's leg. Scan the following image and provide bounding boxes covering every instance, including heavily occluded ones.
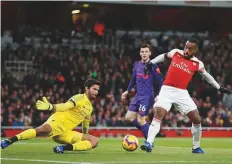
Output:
[53,131,98,153]
[1,124,52,149]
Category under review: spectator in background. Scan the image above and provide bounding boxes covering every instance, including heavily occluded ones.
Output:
[93,20,105,43]
[222,85,232,110]
[23,71,37,88]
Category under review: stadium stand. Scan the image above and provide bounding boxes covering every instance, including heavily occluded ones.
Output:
[1,26,232,130]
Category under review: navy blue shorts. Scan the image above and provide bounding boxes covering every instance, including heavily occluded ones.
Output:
[128,95,154,117]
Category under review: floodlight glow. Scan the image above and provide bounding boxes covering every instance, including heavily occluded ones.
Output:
[83,4,89,7]
[72,10,80,14]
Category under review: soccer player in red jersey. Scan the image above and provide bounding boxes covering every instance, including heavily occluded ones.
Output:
[141,38,231,154]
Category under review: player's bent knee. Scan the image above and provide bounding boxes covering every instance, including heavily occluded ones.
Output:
[91,137,99,148]
[193,116,201,124]
[137,119,146,125]
[154,107,167,120]
[125,114,136,122]
[137,116,146,125]
[187,110,201,124]
[125,116,134,122]
[195,114,201,123]
[35,124,52,136]
[82,134,99,148]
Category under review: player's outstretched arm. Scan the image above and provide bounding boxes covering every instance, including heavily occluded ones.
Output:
[36,97,53,111]
[150,53,169,64]
[199,70,231,94]
[144,53,169,74]
[219,86,232,94]
[149,48,179,66]
[36,97,74,112]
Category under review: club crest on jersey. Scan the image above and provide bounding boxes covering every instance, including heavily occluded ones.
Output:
[155,68,161,73]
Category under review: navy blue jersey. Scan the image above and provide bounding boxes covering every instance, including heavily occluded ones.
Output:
[127,61,163,97]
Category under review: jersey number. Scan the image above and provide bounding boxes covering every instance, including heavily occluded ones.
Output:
[139,104,146,112]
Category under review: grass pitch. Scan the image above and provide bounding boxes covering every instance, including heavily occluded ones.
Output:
[1,137,232,164]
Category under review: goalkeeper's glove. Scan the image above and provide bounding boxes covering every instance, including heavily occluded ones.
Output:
[36,97,53,111]
[144,62,153,75]
[219,87,231,94]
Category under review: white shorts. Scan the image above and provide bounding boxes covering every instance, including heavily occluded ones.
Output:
[154,85,197,114]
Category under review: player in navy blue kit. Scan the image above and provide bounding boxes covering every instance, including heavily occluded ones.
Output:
[121,44,163,139]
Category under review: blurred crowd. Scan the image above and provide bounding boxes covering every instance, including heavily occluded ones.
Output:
[1,27,232,130]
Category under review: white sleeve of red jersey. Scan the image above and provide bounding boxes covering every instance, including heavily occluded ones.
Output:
[150,49,182,64]
[150,54,165,64]
[197,60,205,73]
[198,61,220,89]
[167,49,182,59]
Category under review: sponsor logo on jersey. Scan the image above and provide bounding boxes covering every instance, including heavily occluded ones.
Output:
[137,73,149,79]
[172,62,191,74]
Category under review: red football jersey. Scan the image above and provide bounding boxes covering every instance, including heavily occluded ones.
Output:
[164,49,205,89]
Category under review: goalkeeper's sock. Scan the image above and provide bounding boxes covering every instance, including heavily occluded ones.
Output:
[191,124,202,149]
[147,118,161,144]
[8,136,18,144]
[15,129,36,141]
[72,141,92,151]
[140,122,149,139]
[63,144,73,151]
[132,119,141,130]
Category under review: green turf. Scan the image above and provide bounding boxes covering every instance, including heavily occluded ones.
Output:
[1,138,232,164]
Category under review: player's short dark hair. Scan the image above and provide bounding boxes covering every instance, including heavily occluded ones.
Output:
[84,78,101,88]
[140,44,152,51]
[188,38,199,47]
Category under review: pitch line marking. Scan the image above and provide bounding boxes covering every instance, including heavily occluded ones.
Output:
[1,158,228,164]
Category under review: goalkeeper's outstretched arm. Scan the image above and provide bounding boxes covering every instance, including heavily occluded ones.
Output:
[53,101,74,112]
[36,97,74,112]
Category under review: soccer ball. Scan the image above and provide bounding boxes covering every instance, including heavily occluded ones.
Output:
[122,135,139,151]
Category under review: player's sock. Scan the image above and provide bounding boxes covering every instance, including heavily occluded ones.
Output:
[132,119,141,130]
[15,129,36,141]
[140,123,149,139]
[8,136,18,144]
[191,124,202,149]
[147,118,161,144]
[63,144,73,151]
[72,140,92,151]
